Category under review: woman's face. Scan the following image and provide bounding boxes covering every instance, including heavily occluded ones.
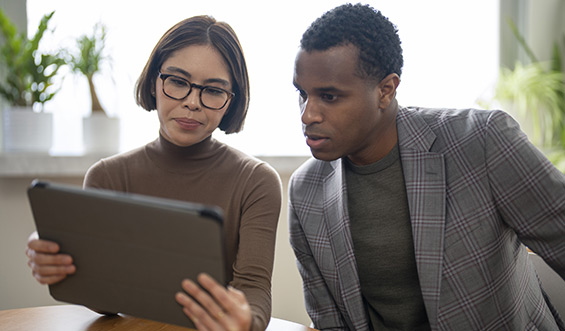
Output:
[155,44,233,147]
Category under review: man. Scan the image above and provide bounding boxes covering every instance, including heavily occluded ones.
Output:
[289,3,565,331]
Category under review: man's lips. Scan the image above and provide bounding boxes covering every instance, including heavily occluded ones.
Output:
[175,118,202,130]
[305,133,329,149]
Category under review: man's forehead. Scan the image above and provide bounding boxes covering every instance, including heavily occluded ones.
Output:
[294,46,360,87]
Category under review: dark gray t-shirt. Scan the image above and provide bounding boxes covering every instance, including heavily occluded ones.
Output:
[345,144,430,330]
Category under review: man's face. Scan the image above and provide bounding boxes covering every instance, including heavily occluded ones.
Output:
[293,44,398,165]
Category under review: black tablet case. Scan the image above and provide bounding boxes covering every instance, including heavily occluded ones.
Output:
[27,180,226,328]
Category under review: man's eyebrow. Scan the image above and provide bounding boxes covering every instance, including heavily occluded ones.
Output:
[292,82,340,93]
[163,66,230,87]
[315,86,340,93]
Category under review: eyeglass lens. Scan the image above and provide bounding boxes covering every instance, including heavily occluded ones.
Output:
[162,75,230,110]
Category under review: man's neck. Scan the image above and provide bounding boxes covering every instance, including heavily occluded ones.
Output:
[347,100,399,165]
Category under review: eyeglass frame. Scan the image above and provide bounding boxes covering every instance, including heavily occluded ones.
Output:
[158,71,235,110]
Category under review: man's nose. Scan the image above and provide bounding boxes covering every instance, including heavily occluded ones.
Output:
[301,99,323,126]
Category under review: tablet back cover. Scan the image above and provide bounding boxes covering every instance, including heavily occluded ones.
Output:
[27,180,226,328]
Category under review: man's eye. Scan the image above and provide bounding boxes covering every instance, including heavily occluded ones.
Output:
[297,89,307,101]
[321,93,336,102]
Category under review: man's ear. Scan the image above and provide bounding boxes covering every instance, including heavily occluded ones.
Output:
[377,73,400,109]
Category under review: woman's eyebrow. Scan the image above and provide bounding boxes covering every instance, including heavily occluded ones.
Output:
[163,66,230,87]
[163,66,191,79]
[203,77,231,87]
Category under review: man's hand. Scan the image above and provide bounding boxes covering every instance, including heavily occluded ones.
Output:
[25,231,76,285]
[175,273,252,331]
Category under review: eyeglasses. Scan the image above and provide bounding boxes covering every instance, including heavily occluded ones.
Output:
[158,72,235,110]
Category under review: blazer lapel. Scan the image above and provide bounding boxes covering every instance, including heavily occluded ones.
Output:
[323,160,370,330]
[397,108,446,330]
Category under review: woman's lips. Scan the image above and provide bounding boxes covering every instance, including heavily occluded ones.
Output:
[175,118,201,130]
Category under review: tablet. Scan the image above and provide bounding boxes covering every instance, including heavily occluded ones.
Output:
[27,179,227,328]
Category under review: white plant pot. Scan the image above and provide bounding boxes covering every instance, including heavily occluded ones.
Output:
[2,106,53,153]
[83,113,120,155]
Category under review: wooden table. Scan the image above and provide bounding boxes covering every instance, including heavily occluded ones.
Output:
[0,305,317,331]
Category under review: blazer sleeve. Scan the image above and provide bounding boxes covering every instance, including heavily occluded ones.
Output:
[288,175,348,331]
[485,110,565,278]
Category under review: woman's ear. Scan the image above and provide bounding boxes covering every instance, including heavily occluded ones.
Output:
[377,73,400,109]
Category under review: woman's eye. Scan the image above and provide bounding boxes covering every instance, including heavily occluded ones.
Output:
[203,87,225,96]
[170,77,188,87]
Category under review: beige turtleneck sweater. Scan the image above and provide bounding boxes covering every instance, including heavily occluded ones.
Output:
[83,134,282,330]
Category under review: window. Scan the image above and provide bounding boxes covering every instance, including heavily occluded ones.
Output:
[27,0,499,156]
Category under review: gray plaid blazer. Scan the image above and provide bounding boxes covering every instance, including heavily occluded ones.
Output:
[288,107,565,331]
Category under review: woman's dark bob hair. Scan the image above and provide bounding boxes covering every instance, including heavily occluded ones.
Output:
[135,15,249,134]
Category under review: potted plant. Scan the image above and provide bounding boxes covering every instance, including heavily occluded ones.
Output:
[0,9,65,153]
[68,22,108,115]
[67,22,119,155]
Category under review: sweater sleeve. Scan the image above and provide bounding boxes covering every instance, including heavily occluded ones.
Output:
[230,162,282,331]
[83,159,112,189]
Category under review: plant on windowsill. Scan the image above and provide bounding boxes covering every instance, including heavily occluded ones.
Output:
[66,22,119,155]
[0,9,65,153]
[67,22,109,116]
[480,19,565,172]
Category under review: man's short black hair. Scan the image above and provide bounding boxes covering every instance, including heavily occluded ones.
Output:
[300,3,403,81]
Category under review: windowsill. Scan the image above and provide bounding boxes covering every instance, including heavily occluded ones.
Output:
[0,152,310,177]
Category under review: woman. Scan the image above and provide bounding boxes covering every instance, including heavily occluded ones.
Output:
[25,15,282,331]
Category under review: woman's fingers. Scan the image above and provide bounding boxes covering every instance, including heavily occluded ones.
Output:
[27,254,76,284]
[26,233,75,285]
[176,289,216,331]
[176,274,251,331]
[31,272,69,285]
[26,248,73,265]
[198,274,250,324]
[179,278,225,323]
[27,237,61,254]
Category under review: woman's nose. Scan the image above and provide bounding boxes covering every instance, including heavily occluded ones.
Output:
[182,88,201,111]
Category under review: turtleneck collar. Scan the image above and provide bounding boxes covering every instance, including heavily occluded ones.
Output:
[145,133,226,173]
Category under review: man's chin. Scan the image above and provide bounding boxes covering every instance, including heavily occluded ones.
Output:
[310,149,340,162]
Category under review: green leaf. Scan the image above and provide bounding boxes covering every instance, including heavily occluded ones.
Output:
[0,9,65,108]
